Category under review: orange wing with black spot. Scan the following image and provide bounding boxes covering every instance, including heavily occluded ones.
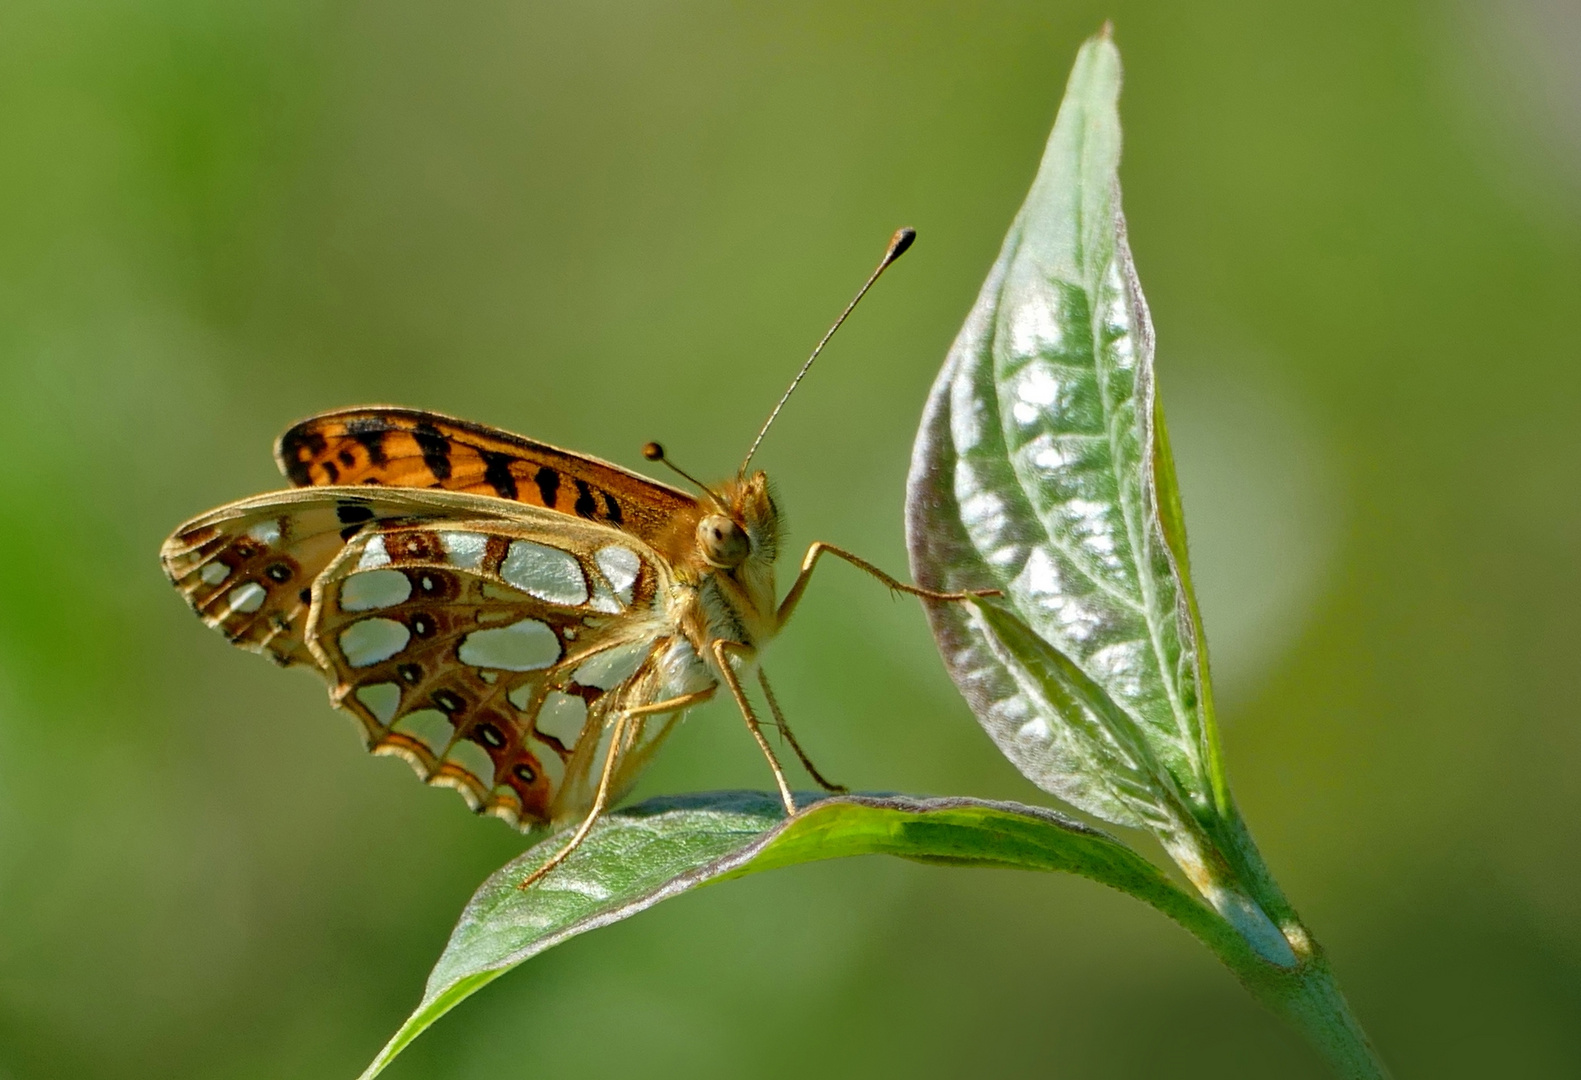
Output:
[275,407,700,550]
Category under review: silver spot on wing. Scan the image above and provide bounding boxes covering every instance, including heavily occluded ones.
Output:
[339,617,410,667]
[594,545,641,602]
[457,618,561,671]
[500,539,588,606]
[439,531,487,569]
[339,569,412,611]
[226,582,267,614]
[356,534,391,571]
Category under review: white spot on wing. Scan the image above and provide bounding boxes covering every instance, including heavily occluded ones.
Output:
[458,619,561,671]
[500,540,588,606]
[587,580,623,614]
[355,682,401,725]
[339,569,412,611]
[445,738,496,785]
[535,691,587,747]
[594,545,641,602]
[394,708,453,755]
[199,562,230,586]
[247,519,282,547]
[356,535,390,570]
[227,582,267,614]
[573,640,649,690]
[339,618,410,667]
[440,531,487,569]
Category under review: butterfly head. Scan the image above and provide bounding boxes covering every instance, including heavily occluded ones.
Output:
[644,443,779,573]
[701,471,779,570]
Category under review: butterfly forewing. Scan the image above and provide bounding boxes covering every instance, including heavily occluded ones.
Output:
[275,407,701,552]
[306,516,704,829]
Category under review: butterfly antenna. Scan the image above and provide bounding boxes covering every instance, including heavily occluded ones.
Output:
[739,227,916,475]
[643,442,724,505]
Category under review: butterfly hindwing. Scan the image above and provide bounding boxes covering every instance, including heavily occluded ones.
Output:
[275,407,702,551]
[306,517,707,829]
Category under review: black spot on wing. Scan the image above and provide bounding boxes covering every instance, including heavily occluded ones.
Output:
[321,459,340,483]
[278,428,326,486]
[480,450,518,500]
[346,417,391,465]
[573,479,597,519]
[412,421,453,481]
[432,688,467,716]
[337,503,375,525]
[283,459,313,486]
[602,491,622,525]
[534,466,560,508]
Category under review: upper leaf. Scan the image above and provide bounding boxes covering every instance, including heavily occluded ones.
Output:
[906,31,1224,827]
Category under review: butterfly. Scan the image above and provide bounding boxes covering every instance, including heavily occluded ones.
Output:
[161,228,989,885]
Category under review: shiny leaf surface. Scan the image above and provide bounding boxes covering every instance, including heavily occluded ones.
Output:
[358,791,1230,1079]
[906,31,1224,827]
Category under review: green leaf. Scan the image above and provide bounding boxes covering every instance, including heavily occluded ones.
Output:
[907,29,1218,828]
[904,29,1292,965]
[357,790,1237,1079]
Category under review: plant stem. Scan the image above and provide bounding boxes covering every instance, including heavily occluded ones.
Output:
[1177,803,1392,1080]
[1265,961,1392,1080]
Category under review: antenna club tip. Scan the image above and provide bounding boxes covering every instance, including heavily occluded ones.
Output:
[887,227,917,262]
[641,441,665,461]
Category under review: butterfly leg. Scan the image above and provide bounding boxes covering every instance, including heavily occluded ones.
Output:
[712,640,798,817]
[757,667,847,795]
[775,541,999,628]
[517,686,718,891]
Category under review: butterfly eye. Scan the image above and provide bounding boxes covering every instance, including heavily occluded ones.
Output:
[697,514,750,569]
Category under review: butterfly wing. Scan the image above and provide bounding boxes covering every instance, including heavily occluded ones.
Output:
[274,407,701,551]
[307,517,711,828]
[161,487,529,667]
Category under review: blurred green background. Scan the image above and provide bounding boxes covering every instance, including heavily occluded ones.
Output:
[2,1,1578,1076]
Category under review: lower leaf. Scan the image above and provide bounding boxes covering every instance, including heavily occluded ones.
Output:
[358,790,1240,1079]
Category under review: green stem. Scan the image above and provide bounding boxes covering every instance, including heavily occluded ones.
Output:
[1265,961,1392,1080]
[1179,804,1392,1080]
